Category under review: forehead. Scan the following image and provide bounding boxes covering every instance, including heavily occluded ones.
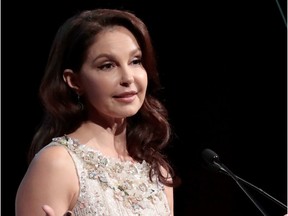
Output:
[95,26,137,45]
[86,26,140,56]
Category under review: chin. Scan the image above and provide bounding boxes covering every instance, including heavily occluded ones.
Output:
[125,110,139,117]
[112,103,143,118]
[120,108,140,118]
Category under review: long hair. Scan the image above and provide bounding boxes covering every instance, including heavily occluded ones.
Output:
[29,8,179,187]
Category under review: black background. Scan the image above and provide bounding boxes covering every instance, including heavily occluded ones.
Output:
[2,0,287,215]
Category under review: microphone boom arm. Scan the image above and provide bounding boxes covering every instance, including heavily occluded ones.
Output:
[202,148,288,215]
[234,173,287,210]
[215,161,269,216]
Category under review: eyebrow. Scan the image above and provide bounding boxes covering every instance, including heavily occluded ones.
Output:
[92,48,142,62]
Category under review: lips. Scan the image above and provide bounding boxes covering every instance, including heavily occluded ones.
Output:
[113,91,137,98]
[113,91,137,103]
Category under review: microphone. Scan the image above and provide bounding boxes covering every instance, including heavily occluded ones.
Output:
[201,148,287,216]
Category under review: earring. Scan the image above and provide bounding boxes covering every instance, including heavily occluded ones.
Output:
[77,94,84,111]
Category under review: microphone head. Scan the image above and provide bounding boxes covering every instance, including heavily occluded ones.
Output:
[202,148,220,164]
[201,148,222,173]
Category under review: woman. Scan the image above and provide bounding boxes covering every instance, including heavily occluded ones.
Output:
[15,8,179,216]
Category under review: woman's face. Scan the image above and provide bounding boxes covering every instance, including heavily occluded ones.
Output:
[77,26,147,120]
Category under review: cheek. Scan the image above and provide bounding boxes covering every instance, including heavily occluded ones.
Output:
[81,77,106,101]
[84,87,102,107]
[137,72,148,90]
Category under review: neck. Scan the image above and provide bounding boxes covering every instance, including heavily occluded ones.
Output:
[68,119,129,158]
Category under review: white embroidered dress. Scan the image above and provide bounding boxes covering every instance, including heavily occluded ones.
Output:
[47,136,171,216]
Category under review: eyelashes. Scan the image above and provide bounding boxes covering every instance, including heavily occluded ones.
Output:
[97,57,143,71]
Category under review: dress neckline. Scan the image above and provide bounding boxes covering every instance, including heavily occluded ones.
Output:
[60,135,141,165]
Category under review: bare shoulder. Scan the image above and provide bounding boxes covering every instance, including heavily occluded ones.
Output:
[22,144,78,193]
[16,145,78,216]
[31,145,73,170]
[160,165,172,180]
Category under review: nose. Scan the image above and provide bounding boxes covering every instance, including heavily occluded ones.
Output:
[120,66,134,86]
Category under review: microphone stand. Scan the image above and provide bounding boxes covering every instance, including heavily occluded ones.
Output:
[215,162,287,211]
[215,161,269,216]
[202,148,288,215]
[234,174,287,210]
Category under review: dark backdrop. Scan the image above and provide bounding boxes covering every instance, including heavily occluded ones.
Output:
[2,0,287,215]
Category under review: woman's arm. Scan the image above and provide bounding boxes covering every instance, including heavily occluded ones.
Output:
[160,166,174,216]
[164,185,174,216]
[15,146,78,216]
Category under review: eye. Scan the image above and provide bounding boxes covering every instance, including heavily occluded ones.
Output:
[131,58,142,65]
[98,62,115,71]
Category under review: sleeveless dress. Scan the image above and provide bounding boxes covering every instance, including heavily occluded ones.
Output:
[47,136,171,216]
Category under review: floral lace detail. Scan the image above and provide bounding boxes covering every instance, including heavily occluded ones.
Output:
[51,136,170,216]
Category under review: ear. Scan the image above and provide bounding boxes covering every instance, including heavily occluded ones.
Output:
[63,69,82,93]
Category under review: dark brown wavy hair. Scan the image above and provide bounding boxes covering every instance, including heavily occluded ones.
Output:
[28,8,179,187]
